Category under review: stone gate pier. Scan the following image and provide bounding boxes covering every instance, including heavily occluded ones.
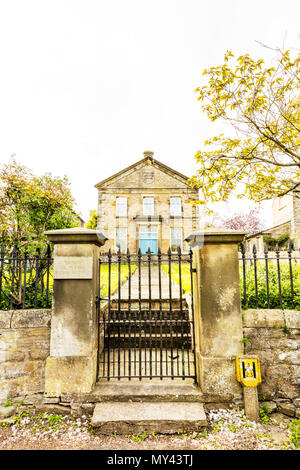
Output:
[186,229,246,401]
[44,228,107,396]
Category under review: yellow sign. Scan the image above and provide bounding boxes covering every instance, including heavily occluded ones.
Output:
[236,356,261,387]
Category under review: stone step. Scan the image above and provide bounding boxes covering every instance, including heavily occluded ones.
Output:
[60,380,201,403]
[102,333,192,349]
[92,381,201,401]
[101,309,190,319]
[91,401,207,434]
[102,299,189,311]
[101,321,192,335]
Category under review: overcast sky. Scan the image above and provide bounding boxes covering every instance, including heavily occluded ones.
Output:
[0,0,299,226]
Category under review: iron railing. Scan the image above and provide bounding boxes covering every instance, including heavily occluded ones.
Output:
[0,245,53,310]
[1,239,298,316]
[96,247,196,381]
[239,243,300,310]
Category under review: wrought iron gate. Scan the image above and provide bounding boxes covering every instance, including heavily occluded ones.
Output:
[96,247,196,381]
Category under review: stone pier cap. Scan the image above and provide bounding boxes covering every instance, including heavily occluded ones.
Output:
[185,228,246,246]
[44,227,107,246]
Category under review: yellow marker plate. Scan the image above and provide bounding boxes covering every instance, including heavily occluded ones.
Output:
[236,356,261,387]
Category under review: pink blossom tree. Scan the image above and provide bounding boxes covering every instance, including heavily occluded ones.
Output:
[221,207,263,235]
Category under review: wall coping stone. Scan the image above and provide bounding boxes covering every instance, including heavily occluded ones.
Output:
[0,309,51,329]
[243,309,300,329]
[44,227,107,246]
[185,228,246,245]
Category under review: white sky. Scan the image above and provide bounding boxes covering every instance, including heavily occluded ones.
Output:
[0,0,299,227]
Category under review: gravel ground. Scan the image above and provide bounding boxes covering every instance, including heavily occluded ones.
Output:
[0,407,299,451]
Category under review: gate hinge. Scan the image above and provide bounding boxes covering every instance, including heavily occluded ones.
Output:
[191,268,197,273]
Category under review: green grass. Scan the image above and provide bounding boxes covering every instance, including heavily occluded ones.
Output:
[100,264,137,298]
[161,264,192,294]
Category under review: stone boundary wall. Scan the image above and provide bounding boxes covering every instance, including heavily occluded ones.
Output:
[243,309,300,418]
[0,308,299,419]
[0,309,51,402]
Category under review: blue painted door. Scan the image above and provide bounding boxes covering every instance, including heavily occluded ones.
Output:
[139,227,158,254]
[140,238,158,254]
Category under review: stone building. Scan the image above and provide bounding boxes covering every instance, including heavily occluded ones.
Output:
[95,151,199,253]
[272,192,300,245]
[246,192,300,251]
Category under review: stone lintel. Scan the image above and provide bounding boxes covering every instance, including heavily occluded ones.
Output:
[44,228,107,246]
[185,228,246,245]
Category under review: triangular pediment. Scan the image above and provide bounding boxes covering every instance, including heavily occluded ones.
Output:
[95,154,192,190]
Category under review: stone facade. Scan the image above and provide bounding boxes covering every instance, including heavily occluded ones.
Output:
[1,307,299,418]
[95,151,199,254]
[272,192,300,248]
[245,220,291,252]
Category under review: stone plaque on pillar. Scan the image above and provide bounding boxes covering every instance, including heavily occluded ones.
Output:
[53,256,93,279]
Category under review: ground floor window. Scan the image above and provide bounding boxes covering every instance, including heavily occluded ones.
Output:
[115,227,127,253]
[170,227,182,252]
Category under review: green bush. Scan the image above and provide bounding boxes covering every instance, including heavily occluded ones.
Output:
[0,283,53,310]
[263,234,290,250]
[240,262,300,310]
[0,264,53,310]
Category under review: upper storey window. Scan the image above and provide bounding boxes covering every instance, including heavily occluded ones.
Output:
[170,197,182,216]
[116,197,127,216]
[143,197,154,216]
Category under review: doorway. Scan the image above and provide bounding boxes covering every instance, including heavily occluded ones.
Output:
[139,225,158,254]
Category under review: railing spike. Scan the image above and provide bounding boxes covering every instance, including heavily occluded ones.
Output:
[46,243,51,258]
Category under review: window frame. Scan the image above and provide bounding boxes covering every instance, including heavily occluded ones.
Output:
[170,197,182,216]
[143,197,154,216]
[170,227,183,253]
[115,227,127,253]
[116,197,127,217]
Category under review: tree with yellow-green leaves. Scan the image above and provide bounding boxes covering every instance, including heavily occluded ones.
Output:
[190,46,300,204]
[0,156,79,254]
[86,209,97,230]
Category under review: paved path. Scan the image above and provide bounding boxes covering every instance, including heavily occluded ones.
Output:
[112,266,181,300]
